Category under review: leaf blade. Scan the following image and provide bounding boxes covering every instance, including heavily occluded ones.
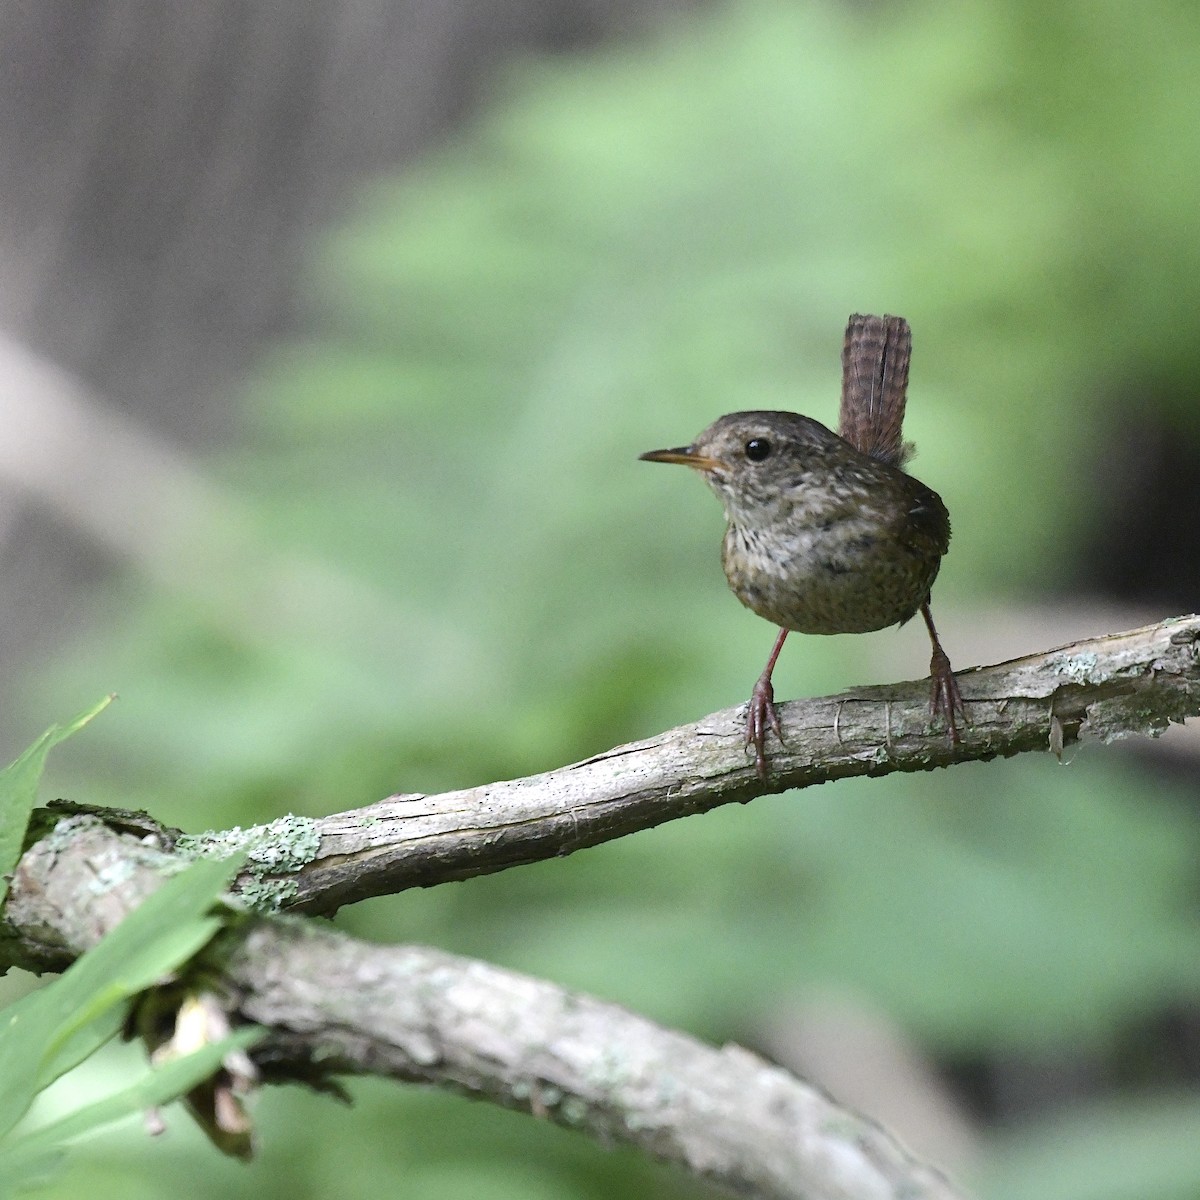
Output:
[0,851,244,1137]
[0,697,114,901]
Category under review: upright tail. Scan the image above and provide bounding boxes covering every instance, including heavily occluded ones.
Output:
[838,314,914,467]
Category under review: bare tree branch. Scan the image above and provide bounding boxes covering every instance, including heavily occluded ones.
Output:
[204,614,1199,915]
[3,616,1198,1197]
[4,818,964,1200]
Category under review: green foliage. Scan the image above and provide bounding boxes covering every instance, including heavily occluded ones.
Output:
[0,853,256,1196]
[25,1,1200,1198]
[0,697,112,905]
[2,696,259,1194]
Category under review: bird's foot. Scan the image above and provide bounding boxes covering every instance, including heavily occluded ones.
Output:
[745,675,785,778]
[929,646,965,744]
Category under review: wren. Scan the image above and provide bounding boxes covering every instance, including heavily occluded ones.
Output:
[640,314,963,776]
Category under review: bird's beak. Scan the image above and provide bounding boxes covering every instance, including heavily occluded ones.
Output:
[639,446,724,471]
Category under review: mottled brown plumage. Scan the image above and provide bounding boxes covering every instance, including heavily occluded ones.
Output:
[641,315,962,776]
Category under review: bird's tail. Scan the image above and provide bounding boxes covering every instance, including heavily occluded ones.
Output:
[838,314,915,467]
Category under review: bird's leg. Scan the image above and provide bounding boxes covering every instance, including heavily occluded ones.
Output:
[746,627,789,777]
[920,600,963,743]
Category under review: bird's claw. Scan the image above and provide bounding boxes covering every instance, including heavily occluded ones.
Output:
[929,646,965,744]
[745,676,785,778]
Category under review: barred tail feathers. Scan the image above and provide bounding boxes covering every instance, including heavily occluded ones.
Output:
[838,314,915,467]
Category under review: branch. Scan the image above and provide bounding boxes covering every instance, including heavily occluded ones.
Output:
[4,818,963,1200]
[212,614,1199,914]
[5,617,1194,1197]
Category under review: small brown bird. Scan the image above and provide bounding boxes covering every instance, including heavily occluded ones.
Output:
[640,314,962,776]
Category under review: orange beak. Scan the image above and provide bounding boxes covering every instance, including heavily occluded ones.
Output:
[639,446,724,471]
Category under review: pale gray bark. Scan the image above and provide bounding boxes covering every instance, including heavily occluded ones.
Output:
[4,614,1198,1199]
[223,614,1200,914]
[6,818,963,1200]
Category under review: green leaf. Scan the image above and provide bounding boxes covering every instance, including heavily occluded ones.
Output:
[0,990,127,1126]
[0,1026,263,1193]
[0,851,244,1139]
[0,697,114,903]
[0,1144,64,1200]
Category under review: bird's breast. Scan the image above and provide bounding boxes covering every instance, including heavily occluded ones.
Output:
[720,509,943,635]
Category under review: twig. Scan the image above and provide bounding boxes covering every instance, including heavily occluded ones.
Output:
[213,614,1200,914]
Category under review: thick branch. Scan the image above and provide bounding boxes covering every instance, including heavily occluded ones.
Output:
[5,618,1195,1197]
[217,615,1199,914]
[4,819,963,1200]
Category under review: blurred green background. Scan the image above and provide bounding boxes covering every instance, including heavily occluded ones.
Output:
[4,1,1200,1198]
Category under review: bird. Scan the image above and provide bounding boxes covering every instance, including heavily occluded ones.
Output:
[640,314,962,776]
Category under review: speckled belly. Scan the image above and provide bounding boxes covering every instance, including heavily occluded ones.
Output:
[721,519,941,634]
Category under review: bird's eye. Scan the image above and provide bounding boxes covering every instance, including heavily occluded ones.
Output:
[745,438,772,462]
